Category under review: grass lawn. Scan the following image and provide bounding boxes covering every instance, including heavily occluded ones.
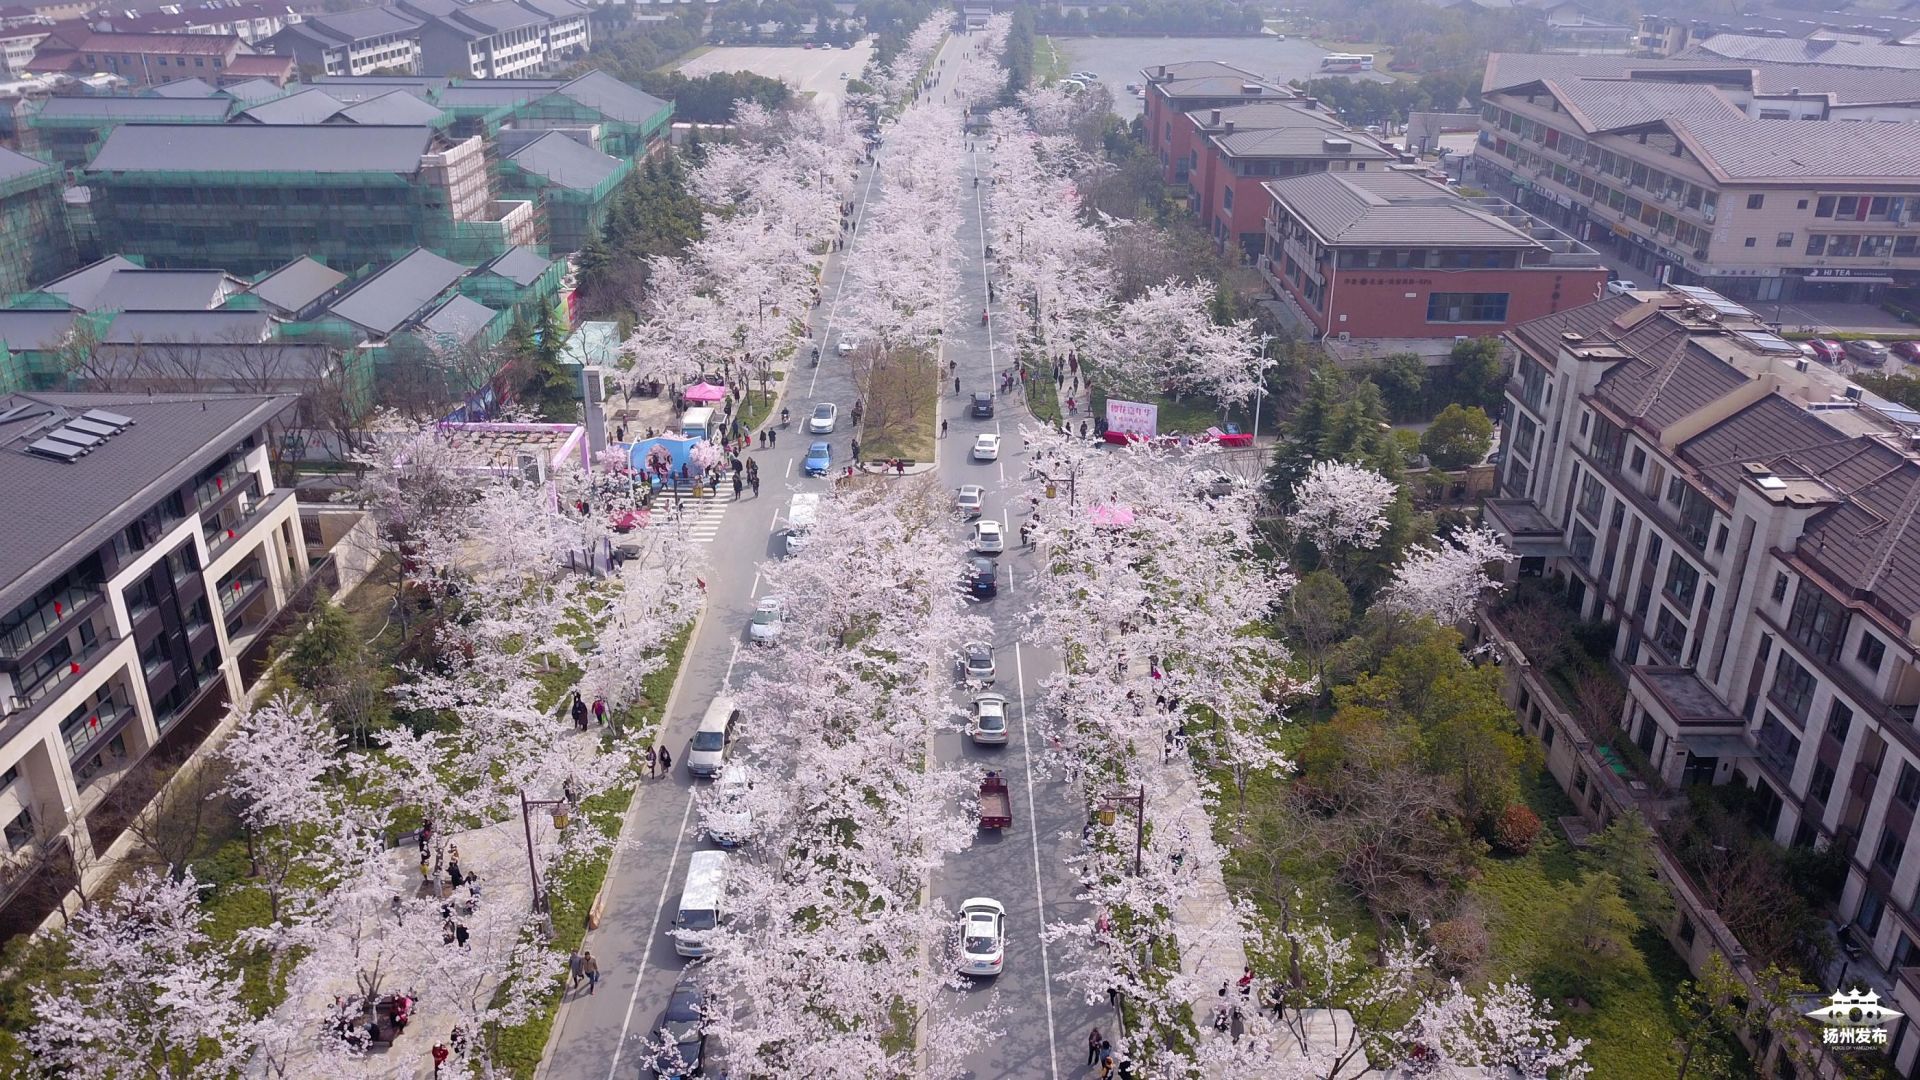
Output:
[1025,361,1062,425]
[738,386,777,433]
[1035,35,1070,85]
[1088,387,1246,435]
[859,347,938,463]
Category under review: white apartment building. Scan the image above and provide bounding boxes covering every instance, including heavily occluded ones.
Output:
[399,0,589,79]
[262,7,424,77]
[1486,286,1920,1073]
[0,392,307,933]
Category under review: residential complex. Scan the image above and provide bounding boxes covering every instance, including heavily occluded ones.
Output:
[1138,60,1295,188]
[23,29,295,87]
[260,7,426,77]
[1483,286,1920,1073]
[0,390,306,933]
[1257,168,1607,340]
[1471,52,1920,304]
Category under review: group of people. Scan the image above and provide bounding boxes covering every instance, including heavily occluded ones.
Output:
[566,948,603,996]
[644,744,674,776]
[570,690,608,732]
[1085,1027,1130,1078]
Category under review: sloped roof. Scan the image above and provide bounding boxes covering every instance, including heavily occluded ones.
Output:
[239,87,349,124]
[300,5,423,43]
[145,76,220,98]
[78,269,237,313]
[309,74,447,103]
[1508,291,1640,359]
[328,247,468,336]
[1183,99,1345,131]
[1264,170,1540,248]
[485,245,552,287]
[0,144,53,186]
[504,130,621,191]
[1674,391,1844,503]
[36,255,141,311]
[35,96,233,121]
[101,309,273,345]
[221,54,296,78]
[1672,112,1920,182]
[0,310,78,352]
[437,83,550,108]
[417,293,496,344]
[252,255,346,314]
[553,70,670,123]
[87,123,433,174]
[516,0,588,18]
[220,77,289,105]
[1213,125,1396,159]
[337,89,444,125]
[449,0,546,34]
[1685,32,1920,69]
[1534,77,1742,132]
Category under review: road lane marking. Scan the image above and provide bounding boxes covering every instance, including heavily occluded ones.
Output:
[1012,642,1062,1080]
[605,788,698,1080]
[807,134,884,398]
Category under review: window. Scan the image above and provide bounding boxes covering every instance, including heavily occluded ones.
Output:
[1629,446,1646,473]
[1221,185,1233,212]
[1817,195,1836,217]
[1809,759,1836,805]
[1828,700,1853,747]
[1744,237,1756,247]
[1876,830,1907,877]
[1797,199,1809,210]
[2,808,32,853]
[1857,632,1887,673]
[1666,476,1685,506]
[1571,521,1596,562]
[1897,762,1920,811]
[1771,653,1817,724]
[1787,586,1849,662]
[1541,721,1556,747]
[1665,557,1700,608]
[1426,292,1509,323]
[1771,572,1789,602]
[1653,606,1686,659]
[1777,232,1794,247]
[1806,234,1827,256]
[1577,471,1606,523]
[1745,193,1764,209]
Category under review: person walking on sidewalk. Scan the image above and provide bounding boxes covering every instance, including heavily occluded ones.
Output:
[954,376,962,395]
[568,949,585,990]
[658,747,672,775]
[1086,1028,1103,1066]
[941,419,949,438]
[583,951,600,995]
[570,691,588,732]
[646,745,658,776]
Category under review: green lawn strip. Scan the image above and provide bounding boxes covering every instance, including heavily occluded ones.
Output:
[860,347,938,462]
[1087,387,1243,436]
[1034,36,1070,85]
[1025,354,1063,426]
[737,386,777,434]
[486,622,694,1078]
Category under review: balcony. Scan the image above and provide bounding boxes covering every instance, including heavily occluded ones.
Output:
[217,574,265,618]
[1,631,120,728]
[0,584,103,661]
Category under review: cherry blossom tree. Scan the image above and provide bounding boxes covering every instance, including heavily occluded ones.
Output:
[218,694,343,923]
[1089,280,1269,408]
[1290,460,1397,555]
[1379,524,1511,627]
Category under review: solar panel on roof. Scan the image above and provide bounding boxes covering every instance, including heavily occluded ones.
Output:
[26,438,84,461]
[81,409,134,429]
[45,427,103,449]
[65,418,118,437]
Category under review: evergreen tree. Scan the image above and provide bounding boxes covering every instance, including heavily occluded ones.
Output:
[520,305,577,421]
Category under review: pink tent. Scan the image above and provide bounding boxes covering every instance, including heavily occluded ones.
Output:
[1090,504,1136,528]
[683,382,726,403]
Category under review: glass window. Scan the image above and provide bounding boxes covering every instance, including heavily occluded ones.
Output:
[1806,235,1827,256]
[1816,196,1836,217]
[1653,606,1686,658]
[1828,700,1853,747]
[1747,194,1765,210]
[1629,446,1646,473]
[1772,572,1789,602]
[1665,557,1700,608]
[1426,293,1509,323]
[1858,633,1887,672]
[1809,759,1836,805]
[1877,830,1907,877]
[1787,586,1849,662]
[2,807,32,852]
[1770,653,1816,724]
[1776,232,1794,247]
[1898,762,1920,811]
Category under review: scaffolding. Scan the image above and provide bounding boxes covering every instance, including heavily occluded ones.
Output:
[0,159,78,297]
[504,91,672,161]
[494,151,630,255]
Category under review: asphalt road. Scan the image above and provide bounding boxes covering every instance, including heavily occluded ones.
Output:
[544,34,1098,1080]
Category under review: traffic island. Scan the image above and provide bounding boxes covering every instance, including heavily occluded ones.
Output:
[855,344,938,464]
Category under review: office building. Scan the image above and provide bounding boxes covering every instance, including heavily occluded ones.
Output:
[1138,60,1295,187]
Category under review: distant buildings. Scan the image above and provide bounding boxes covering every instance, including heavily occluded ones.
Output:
[0,143,75,294]
[24,29,295,87]
[1138,60,1296,187]
[260,7,426,77]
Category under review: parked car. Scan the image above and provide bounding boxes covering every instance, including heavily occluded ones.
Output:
[1846,339,1891,366]
[653,973,710,1077]
[1605,279,1637,295]
[804,441,832,476]
[703,763,754,848]
[1892,340,1920,363]
[1806,339,1848,364]
[972,433,1001,461]
[971,520,1004,554]
[959,641,995,682]
[955,485,985,518]
[965,556,997,599]
[956,898,1006,976]
[1069,70,1098,81]
[837,336,859,355]
[968,693,1009,744]
[748,596,783,643]
[971,391,994,418]
[809,402,838,433]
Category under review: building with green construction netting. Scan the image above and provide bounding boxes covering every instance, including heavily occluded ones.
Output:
[0,146,79,299]
[26,96,235,173]
[495,130,632,255]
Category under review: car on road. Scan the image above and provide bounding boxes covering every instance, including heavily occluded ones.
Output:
[837,336,859,355]
[1806,339,1848,364]
[1069,70,1098,81]
[1605,279,1636,295]
[972,433,1001,461]
[959,641,995,683]
[971,391,994,418]
[956,897,1006,976]
[1194,469,1236,498]
[971,520,1004,554]
[1894,340,1920,363]
[1795,341,1819,362]
[809,402,838,433]
[703,763,754,847]
[804,441,832,476]
[748,596,784,643]
[955,484,985,518]
[965,556,997,599]
[968,693,1009,744]
[1847,340,1891,366]
[652,973,709,1077]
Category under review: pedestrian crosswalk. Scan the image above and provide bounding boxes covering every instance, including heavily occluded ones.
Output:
[641,487,731,545]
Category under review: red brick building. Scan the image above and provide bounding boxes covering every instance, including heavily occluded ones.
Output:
[1139,60,1293,186]
[25,29,294,87]
[1259,168,1608,340]
[1182,99,1396,259]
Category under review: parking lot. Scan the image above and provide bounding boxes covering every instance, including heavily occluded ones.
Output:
[678,42,874,114]
[1053,34,1386,119]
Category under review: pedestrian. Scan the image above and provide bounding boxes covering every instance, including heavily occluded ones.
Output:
[583,951,600,995]
[646,745,659,776]
[954,376,962,395]
[448,857,464,888]
[732,473,743,500]
[1264,982,1284,1021]
[1086,1028,1103,1066]
[852,438,861,462]
[592,696,607,725]
[750,473,760,497]
[1080,420,1089,438]
[1067,396,1077,414]
[941,419,949,438]
[658,747,672,774]
[418,818,433,852]
[570,691,588,731]
[1055,368,1064,386]
[894,458,905,476]
[568,949,586,990]
[1238,965,1255,1001]
[454,922,469,948]
[768,429,777,448]
[1100,1050,1115,1078]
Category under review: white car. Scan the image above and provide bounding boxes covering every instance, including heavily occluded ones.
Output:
[748,596,784,642]
[959,641,995,684]
[972,433,1001,461]
[969,693,1009,744]
[809,402,838,434]
[971,520,1004,554]
[1605,279,1637,295]
[1069,70,1097,80]
[957,897,1006,976]
[702,763,754,847]
[955,484,985,518]
[837,336,859,355]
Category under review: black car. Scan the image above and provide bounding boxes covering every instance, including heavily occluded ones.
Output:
[970,392,994,418]
[966,556,997,598]
[653,974,708,1076]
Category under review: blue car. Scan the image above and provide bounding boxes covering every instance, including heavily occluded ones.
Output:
[804,440,832,476]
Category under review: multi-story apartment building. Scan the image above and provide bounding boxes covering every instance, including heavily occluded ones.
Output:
[0,390,305,931]
[85,3,303,44]
[1257,168,1607,339]
[1472,52,1920,304]
[1485,287,1920,1072]
[1138,60,1295,187]
[397,0,589,79]
[23,29,295,87]
[261,6,425,76]
[1179,99,1395,259]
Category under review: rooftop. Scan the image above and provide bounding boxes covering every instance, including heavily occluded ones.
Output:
[0,309,77,352]
[1264,170,1543,248]
[0,144,53,186]
[0,391,295,614]
[250,255,346,315]
[484,245,551,287]
[337,89,444,126]
[86,123,434,174]
[293,6,423,43]
[33,96,234,121]
[1213,124,1397,160]
[1141,60,1294,101]
[552,70,670,123]
[99,308,273,345]
[327,247,467,336]
[503,130,621,191]
[1684,32,1920,69]
[64,268,241,313]
[415,293,496,345]
[238,87,349,125]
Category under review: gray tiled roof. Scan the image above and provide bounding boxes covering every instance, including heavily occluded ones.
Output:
[101,309,274,345]
[328,247,467,336]
[1183,99,1345,131]
[338,89,444,125]
[416,293,496,344]
[1685,32,1920,69]
[485,245,552,287]
[0,144,52,186]
[0,310,78,352]
[1674,113,1920,182]
[449,0,546,34]
[302,6,423,43]
[37,255,141,311]
[220,77,291,105]
[310,75,448,103]
[1486,52,1920,109]
[1795,440,1920,622]
[1212,125,1396,160]
[437,84,550,108]
[87,124,434,174]
[251,256,346,314]
[1674,391,1843,503]
[516,0,588,18]
[554,70,669,123]
[78,269,237,313]
[36,96,234,121]
[0,391,296,614]
[241,88,350,124]
[504,130,621,191]
[1264,170,1540,248]
[1508,291,1639,358]
[1536,78,1742,132]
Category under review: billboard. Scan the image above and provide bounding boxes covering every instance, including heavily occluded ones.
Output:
[1105,398,1158,439]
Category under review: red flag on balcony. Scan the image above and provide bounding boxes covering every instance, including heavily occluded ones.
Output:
[226,529,235,540]
[52,602,61,617]
[215,476,224,491]
[69,662,81,675]
[232,580,241,592]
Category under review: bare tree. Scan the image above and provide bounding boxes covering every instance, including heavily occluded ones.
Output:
[121,754,224,882]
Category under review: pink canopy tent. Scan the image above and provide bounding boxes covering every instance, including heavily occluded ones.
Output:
[1090,504,1136,528]
[683,382,726,403]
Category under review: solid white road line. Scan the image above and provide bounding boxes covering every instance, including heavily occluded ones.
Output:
[1013,642,1062,1080]
[807,139,884,398]
[604,788,697,1080]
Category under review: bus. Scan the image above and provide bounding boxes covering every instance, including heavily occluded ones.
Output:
[1319,53,1374,72]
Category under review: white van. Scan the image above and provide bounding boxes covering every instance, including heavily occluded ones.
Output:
[673,849,728,957]
[703,763,754,847]
[685,695,740,778]
[681,406,716,440]
[782,493,820,556]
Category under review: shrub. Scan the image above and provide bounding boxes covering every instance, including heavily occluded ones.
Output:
[1429,910,1490,978]
[1491,803,1542,855]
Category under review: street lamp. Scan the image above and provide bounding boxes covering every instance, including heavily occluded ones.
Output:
[1251,333,1273,443]
[1037,465,1078,506]
[1101,785,1146,876]
[519,788,572,914]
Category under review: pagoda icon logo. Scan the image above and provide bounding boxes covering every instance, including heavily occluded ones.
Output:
[1806,987,1903,1047]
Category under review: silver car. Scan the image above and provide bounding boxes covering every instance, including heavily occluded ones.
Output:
[969,693,1009,744]
[959,641,995,684]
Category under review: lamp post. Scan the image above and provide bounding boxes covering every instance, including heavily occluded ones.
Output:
[519,788,571,914]
[1038,466,1078,506]
[1102,785,1146,876]
[1251,333,1273,443]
